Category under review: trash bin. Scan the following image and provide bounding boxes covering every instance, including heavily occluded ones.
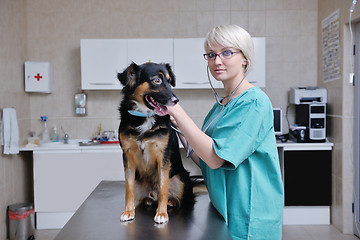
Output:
[8,203,35,240]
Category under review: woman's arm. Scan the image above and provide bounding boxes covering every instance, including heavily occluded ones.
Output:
[167,104,225,169]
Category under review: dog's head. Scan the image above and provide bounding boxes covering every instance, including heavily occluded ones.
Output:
[118,62,178,116]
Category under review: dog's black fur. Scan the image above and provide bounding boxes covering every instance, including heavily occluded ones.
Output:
[117,62,194,224]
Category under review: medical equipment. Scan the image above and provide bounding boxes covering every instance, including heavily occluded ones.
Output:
[173,64,249,158]
[203,65,249,133]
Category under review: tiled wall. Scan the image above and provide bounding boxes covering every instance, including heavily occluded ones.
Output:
[25,0,318,139]
[0,1,32,239]
[1,0,323,238]
[318,0,360,234]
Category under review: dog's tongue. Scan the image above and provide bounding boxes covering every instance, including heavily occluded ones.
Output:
[146,95,168,116]
[155,104,168,116]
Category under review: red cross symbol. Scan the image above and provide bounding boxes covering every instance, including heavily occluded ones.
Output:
[34,73,42,81]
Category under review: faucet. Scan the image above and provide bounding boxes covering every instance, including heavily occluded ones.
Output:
[61,126,69,144]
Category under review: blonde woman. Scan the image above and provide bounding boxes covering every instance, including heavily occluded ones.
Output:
[168,25,284,240]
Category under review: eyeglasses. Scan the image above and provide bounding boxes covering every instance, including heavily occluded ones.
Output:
[203,49,242,60]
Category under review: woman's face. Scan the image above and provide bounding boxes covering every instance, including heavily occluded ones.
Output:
[206,43,247,84]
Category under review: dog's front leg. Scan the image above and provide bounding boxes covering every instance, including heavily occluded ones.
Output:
[120,153,136,222]
[154,162,171,224]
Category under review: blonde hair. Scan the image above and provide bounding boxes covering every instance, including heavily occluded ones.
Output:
[204,25,254,72]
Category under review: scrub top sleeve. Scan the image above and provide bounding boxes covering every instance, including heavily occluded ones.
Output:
[212,98,269,170]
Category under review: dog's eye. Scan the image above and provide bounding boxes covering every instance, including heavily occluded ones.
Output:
[153,78,162,85]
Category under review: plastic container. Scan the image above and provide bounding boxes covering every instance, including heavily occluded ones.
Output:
[50,125,60,142]
[8,203,35,240]
[40,116,50,143]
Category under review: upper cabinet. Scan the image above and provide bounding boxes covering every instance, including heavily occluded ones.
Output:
[174,38,220,89]
[80,39,126,90]
[80,38,266,90]
[246,38,266,88]
[127,39,173,66]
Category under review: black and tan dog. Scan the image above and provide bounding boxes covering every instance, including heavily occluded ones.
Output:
[118,62,194,224]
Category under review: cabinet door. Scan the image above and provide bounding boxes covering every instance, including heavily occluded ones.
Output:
[173,38,219,89]
[247,37,266,87]
[80,39,127,90]
[127,39,173,66]
[284,150,331,206]
[34,151,124,212]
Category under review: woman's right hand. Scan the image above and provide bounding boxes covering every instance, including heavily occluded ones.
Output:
[169,115,178,129]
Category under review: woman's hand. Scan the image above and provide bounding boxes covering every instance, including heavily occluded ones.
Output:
[166,103,225,169]
[169,115,177,127]
[167,104,179,127]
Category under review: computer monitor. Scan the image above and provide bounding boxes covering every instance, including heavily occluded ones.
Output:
[273,108,282,135]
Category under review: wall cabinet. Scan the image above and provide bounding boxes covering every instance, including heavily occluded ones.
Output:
[33,148,124,229]
[127,38,173,67]
[246,38,265,87]
[80,39,127,90]
[80,38,266,90]
[173,38,218,89]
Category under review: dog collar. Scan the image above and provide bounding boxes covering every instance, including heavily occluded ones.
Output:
[128,110,155,118]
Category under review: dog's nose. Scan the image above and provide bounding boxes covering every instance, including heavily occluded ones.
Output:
[171,96,179,104]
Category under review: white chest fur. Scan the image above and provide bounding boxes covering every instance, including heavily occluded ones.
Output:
[136,117,156,135]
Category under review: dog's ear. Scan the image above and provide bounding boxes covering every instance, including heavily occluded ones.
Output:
[117,62,139,87]
[165,64,176,87]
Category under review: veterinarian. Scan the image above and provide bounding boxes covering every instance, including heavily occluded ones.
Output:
[167,24,284,240]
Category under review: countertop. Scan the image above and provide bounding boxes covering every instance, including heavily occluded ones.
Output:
[54,181,233,240]
[19,140,122,152]
[21,139,333,152]
[276,139,333,150]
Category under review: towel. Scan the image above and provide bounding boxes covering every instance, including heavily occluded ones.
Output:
[0,108,19,154]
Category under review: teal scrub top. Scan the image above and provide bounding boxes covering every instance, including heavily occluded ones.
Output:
[200,87,284,240]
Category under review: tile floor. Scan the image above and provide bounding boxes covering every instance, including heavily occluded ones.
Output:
[35,225,360,240]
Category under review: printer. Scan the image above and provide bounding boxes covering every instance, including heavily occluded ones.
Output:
[289,87,327,142]
[290,86,327,105]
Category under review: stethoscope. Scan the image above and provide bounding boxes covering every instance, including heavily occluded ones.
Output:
[172,63,249,158]
[202,63,249,133]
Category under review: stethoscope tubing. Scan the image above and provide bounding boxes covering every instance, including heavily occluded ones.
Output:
[172,64,249,158]
[203,65,249,133]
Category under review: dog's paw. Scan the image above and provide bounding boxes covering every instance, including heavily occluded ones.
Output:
[154,212,169,224]
[120,210,135,222]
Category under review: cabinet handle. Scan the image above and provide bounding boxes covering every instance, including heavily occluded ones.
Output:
[182,82,209,85]
[90,83,118,85]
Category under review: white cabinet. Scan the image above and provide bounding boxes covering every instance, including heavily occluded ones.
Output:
[81,39,173,90]
[80,38,266,90]
[246,37,266,88]
[80,39,127,90]
[24,61,53,93]
[174,38,220,89]
[127,38,173,66]
[33,148,124,229]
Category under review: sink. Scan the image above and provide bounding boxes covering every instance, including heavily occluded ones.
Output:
[39,140,85,148]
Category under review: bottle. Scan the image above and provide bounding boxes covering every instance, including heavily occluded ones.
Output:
[40,116,50,143]
[50,125,60,142]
